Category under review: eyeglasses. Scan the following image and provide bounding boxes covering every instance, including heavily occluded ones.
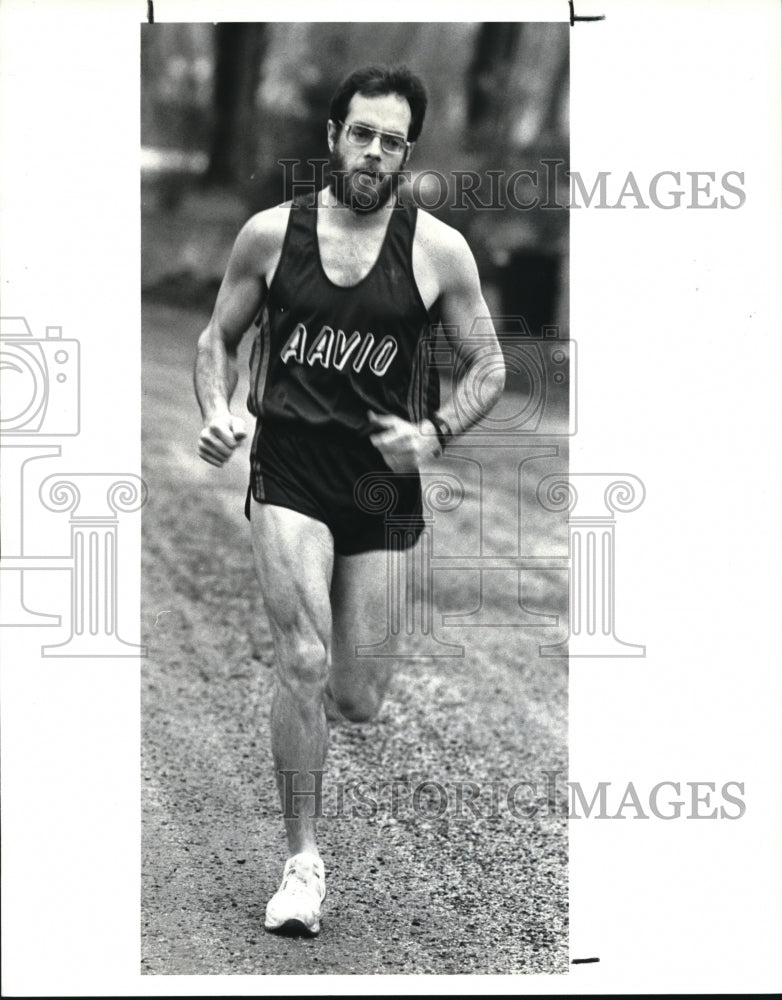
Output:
[339,121,410,156]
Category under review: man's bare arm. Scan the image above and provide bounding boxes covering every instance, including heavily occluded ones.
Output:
[432,230,505,444]
[368,227,505,471]
[194,218,268,467]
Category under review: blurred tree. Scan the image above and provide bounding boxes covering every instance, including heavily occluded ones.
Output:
[466,22,522,146]
[206,24,267,186]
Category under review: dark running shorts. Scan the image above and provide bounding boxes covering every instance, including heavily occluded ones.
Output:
[245,420,424,556]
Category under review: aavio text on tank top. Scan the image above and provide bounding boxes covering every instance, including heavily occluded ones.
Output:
[247,192,441,436]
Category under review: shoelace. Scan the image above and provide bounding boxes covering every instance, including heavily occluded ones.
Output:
[282,861,323,897]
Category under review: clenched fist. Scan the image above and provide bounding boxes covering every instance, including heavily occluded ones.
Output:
[198,414,248,467]
[368,410,440,473]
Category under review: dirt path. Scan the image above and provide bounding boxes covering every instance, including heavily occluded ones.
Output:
[141,301,569,975]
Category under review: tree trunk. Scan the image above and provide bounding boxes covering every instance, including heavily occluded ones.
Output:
[206,24,266,186]
[465,23,521,149]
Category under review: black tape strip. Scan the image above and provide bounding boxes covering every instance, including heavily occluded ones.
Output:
[569,0,606,25]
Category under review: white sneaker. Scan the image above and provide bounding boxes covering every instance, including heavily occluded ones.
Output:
[264,852,326,936]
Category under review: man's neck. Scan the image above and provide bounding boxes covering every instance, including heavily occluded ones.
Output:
[319,186,397,229]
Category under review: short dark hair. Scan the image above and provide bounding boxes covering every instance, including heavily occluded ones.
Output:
[329,65,428,142]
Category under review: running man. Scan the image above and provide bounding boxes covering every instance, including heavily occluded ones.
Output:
[194,65,505,936]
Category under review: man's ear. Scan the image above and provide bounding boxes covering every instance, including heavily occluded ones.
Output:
[402,143,415,168]
[327,119,338,153]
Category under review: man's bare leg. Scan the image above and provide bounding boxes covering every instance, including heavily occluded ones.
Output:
[250,500,333,852]
[329,545,404,722]
[250,501,332,933]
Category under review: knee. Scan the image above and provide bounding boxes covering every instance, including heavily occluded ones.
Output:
[277,634,329,698]
[333,691,381,724]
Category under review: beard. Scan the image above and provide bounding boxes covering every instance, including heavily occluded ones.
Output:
[328,146,402,214]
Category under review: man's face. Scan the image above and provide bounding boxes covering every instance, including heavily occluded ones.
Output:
[328,92,412,213]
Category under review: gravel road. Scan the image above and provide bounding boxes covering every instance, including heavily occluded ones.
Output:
[141,301,569,975]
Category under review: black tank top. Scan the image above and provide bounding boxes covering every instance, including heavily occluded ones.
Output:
[247,192,440,436]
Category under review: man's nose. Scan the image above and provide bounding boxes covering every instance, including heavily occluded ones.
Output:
[364,134,383,157]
